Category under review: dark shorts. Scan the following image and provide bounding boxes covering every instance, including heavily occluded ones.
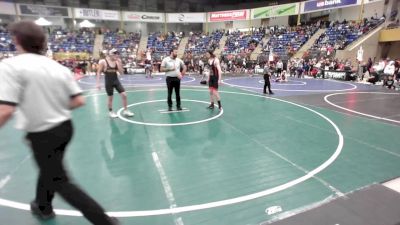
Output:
[209,75,219,89]
[387,80,394,87]
[277,68,282,74]
[105,79,125,96]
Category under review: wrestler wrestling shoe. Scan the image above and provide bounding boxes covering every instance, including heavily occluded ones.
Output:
[123,109,134,117]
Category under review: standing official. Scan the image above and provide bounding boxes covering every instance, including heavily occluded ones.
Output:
[161,48,186,111]
[263,63,274,95]
[0,21,118,225]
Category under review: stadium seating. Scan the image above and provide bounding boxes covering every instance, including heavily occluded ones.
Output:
[48,28,95,53]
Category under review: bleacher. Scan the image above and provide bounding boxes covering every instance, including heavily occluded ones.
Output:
[147,32,182,60]
[224,31,264,54]
[48,28,95,53]
[311,18,384,55]
[263,25,318,61]
[0,30,14,53]
[103,31,141,53]
[185,30,224,55]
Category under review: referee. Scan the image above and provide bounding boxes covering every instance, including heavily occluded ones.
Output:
[263,63,274,95]
[161,48,186,111]
[0,21,118,225]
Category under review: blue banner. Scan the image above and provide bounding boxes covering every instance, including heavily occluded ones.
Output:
[304,0,358,12]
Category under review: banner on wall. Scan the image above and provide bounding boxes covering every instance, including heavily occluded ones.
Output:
[53,52,90,61]
[74,8,120,20]
[123,11,164,23]
[0,2,16,15]
[323,70,346,80]
[209,10,249,22]
[303,0,358,13]
[18,4,70,17]
[252,3,299,19]
[167,13,206,23]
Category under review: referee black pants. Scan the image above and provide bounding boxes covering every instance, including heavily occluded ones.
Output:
[166,76,181,108]
[263,74,272,94]
[26,120,113,225]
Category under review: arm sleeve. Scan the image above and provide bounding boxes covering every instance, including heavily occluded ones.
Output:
[64,69,82,98]
[161,58,167,68]
[0,62,21,106]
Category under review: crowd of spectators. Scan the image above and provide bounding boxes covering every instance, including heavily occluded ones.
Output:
[48,28,96,53]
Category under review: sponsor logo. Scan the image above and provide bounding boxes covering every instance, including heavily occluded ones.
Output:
[265,206,283,215]
[80,9,100,18]
[178,14,185,22]
[325,71,346,79]
[305,0,356,11]
[211,11,245,19]
[210,10,247,21]
[316,0,342,8]
[127,14,141,19]
[126,13,161,21]
[142,15,161,20]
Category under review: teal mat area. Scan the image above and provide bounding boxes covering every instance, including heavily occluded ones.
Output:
[0,87,399,225]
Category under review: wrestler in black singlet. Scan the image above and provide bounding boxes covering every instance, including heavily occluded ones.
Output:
[104,59,125,96]
[208,59,219,89]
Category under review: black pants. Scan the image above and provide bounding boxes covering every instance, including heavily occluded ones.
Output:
[166,76,181,107]
[26,120,113,225]
[263,74,272,93]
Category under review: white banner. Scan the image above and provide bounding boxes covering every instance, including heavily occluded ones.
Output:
[0,2,16,15]
[123,11,164,23]
[74,8,120,21]
[167,13,206,23]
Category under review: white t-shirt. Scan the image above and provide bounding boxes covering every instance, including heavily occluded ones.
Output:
[384,65,395,75]
[146,51,151,61]
[199,60,204,68]
[0,53,82,132]
[161,56,184,77]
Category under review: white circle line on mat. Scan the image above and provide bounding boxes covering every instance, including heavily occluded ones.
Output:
[324,92,400,124]
[222,78,357,92]
[117,99,223,126]
[0,89,344,218]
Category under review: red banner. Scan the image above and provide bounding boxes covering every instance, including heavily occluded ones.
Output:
[209,10,248,22]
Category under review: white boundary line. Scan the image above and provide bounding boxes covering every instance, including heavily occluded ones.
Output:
[117,99,223,126]
[152,152,185,225]
[0,88,344,218]
[222,77,357,92]
[0,155,32,190]
[160,110,190,114]
[324,92,400,124]
[158,108,189,112]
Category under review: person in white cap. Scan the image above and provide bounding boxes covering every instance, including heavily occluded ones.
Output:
[97,48,134,118]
